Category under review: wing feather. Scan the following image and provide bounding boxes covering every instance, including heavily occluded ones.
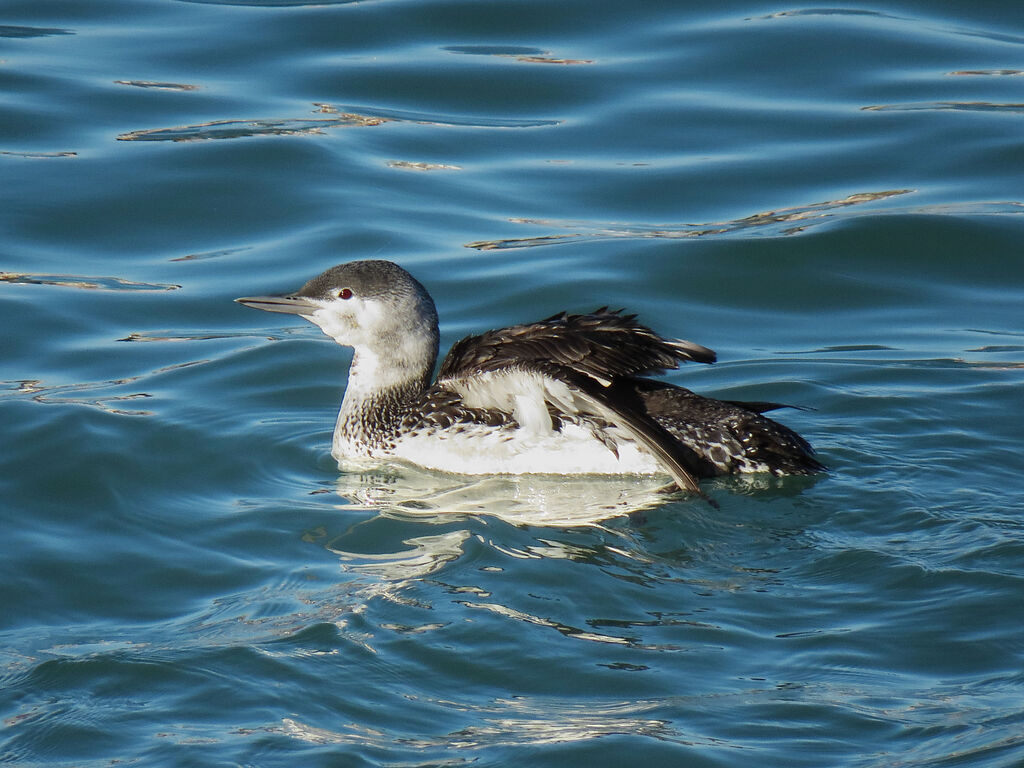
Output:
[435,309,717,498]
[559,371,707,493]
[438,309,715,386]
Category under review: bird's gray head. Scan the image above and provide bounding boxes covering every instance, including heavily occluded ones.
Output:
[237,260,440,387]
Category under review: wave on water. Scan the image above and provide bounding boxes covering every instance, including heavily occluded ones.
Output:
[862,101,1024,113]
[467,190,916,249]
[118,104,559,142]
[443,45,593,65]
[0,273,179,291]
[466,193,1024,250]
[1,378,155,416]
[174,0,359,6]
[0,25,74,38]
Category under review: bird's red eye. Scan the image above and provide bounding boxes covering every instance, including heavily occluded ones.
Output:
[338,288,353,300]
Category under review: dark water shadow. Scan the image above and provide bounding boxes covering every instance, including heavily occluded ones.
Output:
[0,25,74,38]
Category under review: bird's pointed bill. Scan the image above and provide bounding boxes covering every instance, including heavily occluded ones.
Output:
[235,294,321,315]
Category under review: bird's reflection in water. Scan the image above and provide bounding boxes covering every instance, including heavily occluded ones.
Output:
[322,462,819,601]
[323,464,674,593]
[332,461,676,528]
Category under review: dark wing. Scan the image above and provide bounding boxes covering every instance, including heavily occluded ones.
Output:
[436,310,717,495]
[637,381,826,476]
[551,368,711,494]
[438,309,715,386]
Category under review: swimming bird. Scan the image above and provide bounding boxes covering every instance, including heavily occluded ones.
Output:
[237,260,824,494]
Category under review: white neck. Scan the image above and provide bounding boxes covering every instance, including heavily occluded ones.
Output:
[334,332,437,455]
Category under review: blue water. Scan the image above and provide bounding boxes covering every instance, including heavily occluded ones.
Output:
[2,1,1023,765]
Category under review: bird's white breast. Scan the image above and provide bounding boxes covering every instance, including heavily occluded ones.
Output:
[335,421,663,477]
[332,368,665,477]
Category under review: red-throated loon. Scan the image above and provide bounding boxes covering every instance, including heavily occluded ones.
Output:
[237,260,825,494]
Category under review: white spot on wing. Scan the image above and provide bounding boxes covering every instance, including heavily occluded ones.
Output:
[448,370,577,436]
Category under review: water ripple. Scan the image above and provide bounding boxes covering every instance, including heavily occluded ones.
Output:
[328,529,471,581]
[443,45,593,65]
[176,0,358,5]
[169,245,252,262]
[466,190,916,250]
[750,7,1024,46]
[949,69,1024,77]
[114,80,200,91]
[314,103,561,128]
[454,599,687,650]
[275,694,694,750]
[118,329,296,343]
[0,25,73,38]
[0,151,76,159]
[863,101,1024,113]
[119,104,559,142]
[2,378,154,416]
[117,114,386,143]
[0,272,179,291]
[387,160,462,172]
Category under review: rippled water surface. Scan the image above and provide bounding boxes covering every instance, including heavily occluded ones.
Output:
[2,1,1023,766]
